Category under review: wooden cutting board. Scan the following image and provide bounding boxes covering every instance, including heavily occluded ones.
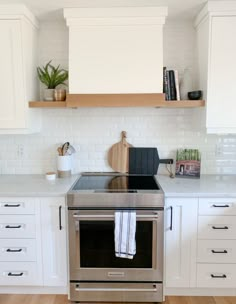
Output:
[108,131,133,173]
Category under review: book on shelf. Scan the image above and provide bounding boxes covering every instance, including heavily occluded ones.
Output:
[163,67,180,101]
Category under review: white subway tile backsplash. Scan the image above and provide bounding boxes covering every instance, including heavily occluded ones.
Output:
[0,20,235,175]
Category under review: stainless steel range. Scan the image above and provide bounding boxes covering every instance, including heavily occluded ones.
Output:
[67,173,164,303]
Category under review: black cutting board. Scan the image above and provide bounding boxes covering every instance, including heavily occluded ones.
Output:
[129,147,174,175]
[129,147,159,175]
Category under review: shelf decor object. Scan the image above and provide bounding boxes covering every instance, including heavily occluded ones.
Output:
[175,149,201,178]
[37,60,68,101]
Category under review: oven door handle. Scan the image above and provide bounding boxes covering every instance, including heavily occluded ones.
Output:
[73,214,159,219]
[75,285,157,292]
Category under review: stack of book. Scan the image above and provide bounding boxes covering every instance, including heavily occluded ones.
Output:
[163,67,180,101]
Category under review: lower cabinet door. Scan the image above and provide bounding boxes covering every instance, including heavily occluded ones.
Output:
[197,264,236,288]
[40,197,67,287]
[165,198,198,288]
[0,262,42,286]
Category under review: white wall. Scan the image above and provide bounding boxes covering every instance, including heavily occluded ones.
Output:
[0,20,235,175]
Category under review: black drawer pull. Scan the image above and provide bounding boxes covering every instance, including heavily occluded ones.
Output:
[6,248,22,253]
[8,272,23,277]
[5,225,22,229]
[211,249,228,254]
[212,226,229,230]
[212,204,229,208]
[211,274,227,279]
[4,204,21,207]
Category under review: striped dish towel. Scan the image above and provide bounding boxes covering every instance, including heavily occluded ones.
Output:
[114,211,136,259]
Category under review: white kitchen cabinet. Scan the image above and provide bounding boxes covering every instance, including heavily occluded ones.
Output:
[40,197,67,287]
[0,197,43,286]
[195,1,236,134]
[165,198,198,288]
[196,196,236,289]
[0,5,40,134]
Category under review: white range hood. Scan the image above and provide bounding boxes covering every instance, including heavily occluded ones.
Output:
[64,7,168,95]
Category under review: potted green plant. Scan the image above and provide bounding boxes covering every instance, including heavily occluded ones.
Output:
[37,60,68,101]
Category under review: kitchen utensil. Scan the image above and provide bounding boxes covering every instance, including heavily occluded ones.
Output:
[67,144,76,155]
[62,142,70,156]
[57,147,63,156]
[129,147,173,175]
[107,131,133,173]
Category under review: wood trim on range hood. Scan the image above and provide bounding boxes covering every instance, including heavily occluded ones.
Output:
[66,93,165,107]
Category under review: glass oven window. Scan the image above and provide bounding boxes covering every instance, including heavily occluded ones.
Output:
[80,221,153,268]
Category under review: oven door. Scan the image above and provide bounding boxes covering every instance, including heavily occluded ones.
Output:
[68,208,163,282]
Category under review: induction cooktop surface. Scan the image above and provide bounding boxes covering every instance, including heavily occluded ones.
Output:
[72,174,160,192]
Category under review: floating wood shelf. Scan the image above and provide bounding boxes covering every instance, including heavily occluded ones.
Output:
[29,101,66,108]
[156,100,205,108]
[29,95,205,108]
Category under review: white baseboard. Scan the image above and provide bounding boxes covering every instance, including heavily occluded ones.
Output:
[0,286,68,294]
[165,287,236,296]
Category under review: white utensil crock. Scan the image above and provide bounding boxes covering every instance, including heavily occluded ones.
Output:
[57,155,72,177]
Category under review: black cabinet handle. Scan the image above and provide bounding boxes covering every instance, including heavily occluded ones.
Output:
[211,249,228,254]
[212,226,229,230]
[5,225,21,229]
[211,274,227,279]
[59,205,62,230]
[170,206,173,231]
[4,204,21,207]
[6,248,22,253]
[8,272,23,277]
[212,204,229,208]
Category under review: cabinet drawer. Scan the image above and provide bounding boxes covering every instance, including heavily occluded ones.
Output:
[197,263,236,288]
[0,239,36,262]
[0,262,42,286]
[198,216,236,239]
[0,215,36,238]
[197,240,236,263]
[0,198,35,215]
[199,198,236,215]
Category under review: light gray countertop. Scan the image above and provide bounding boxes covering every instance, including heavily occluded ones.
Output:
[156,174,236,197]
[0,174,235,198]
[0,174,79,197]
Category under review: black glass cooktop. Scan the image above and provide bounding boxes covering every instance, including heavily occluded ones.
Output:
[72,175,160,191]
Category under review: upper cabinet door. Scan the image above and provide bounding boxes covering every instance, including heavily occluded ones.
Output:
[196,2,236,134]
[207,16,236,133]
[0,5,40,134]
[0,20,26,129]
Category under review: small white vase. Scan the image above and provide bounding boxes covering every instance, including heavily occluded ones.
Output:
[44,89,55,101]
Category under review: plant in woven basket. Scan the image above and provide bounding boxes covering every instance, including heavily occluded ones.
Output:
[37,60,68,101]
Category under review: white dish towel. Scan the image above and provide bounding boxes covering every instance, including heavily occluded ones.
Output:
[114,211,136,259]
